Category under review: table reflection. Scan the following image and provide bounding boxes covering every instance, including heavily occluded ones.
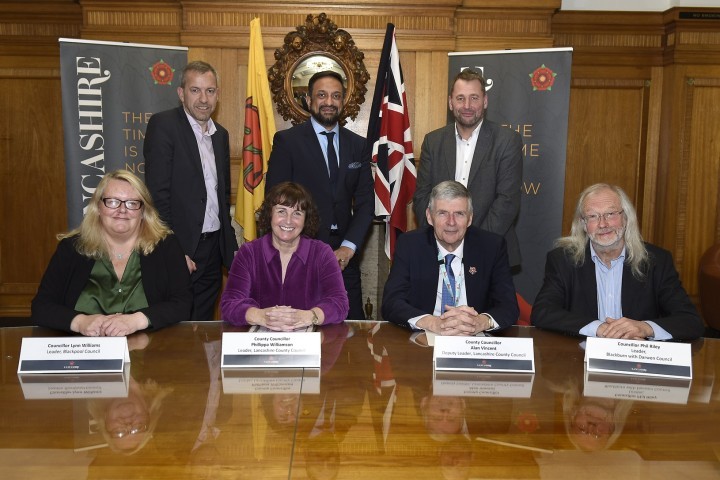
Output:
[1,322,719,479]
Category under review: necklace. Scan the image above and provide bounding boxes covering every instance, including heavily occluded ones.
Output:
[112,250,131,260]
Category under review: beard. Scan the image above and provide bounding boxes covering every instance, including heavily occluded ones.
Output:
[589,225,625,252]
[311,106,340,127]
[453,107,486,130]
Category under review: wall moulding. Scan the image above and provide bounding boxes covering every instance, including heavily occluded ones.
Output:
[180,8,457,34]
[84,10,182,29]
[572,78,648,88]
[0,0,80,39]
[665,31,720,65]
[454,36,555,52]
[455,8,555,36]
[0,23,79,38]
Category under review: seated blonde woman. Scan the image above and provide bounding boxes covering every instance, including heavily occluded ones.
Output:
[221,182,348,330]
[31,170,191,336]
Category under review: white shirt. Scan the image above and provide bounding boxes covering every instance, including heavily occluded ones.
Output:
[185,111,220,233]
[408,240,498,331]
[454,121,483,186]
[579,243,671,340]
[309,116,356,253]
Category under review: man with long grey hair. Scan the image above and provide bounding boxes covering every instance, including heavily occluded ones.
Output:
[531,183,703,341]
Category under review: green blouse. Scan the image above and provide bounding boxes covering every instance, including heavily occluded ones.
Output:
[74,252,150,318]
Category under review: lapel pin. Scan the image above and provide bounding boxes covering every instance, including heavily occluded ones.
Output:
[469,266,477,275]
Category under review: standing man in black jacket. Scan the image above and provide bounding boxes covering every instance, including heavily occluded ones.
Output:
[144,61,237,320]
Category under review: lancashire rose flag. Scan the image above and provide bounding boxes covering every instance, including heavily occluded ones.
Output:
[366,24,416,259]
[59,38,187,228]
[235,18,276,241]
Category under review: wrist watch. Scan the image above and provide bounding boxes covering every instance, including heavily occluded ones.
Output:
[311,309,320,326]
[481,313,495,331]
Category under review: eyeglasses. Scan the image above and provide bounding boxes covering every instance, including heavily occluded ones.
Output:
[102,198,143,210]
[109,423,148,439]
[583,210,623,224]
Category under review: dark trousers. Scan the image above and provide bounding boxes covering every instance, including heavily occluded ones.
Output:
[190,231,223,321]
[328,233,365,320]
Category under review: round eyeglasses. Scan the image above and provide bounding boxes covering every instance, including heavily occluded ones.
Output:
[102,198,144,210]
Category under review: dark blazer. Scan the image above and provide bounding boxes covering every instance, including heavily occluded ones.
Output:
[412,120,523,266]
[144,106,237,268]
[265,120,373,249]
[31,235,192,333]
[531,242,704,341]
[382,226,519,329]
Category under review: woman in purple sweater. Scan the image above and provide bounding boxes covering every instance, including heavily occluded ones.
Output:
[221,182,349,329]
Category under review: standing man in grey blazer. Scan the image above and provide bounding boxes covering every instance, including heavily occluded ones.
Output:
[144,61,238,320]
[413,69,523,267]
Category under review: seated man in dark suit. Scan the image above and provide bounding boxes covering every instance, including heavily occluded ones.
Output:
[382,181,519,335]
[531,183,703,341]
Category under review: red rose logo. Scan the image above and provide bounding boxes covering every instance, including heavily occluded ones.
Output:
[149,60,175,85]
[243,97,264,192]
[529,64,556,91]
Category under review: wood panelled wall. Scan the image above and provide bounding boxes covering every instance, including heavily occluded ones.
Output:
[1,0,719,319]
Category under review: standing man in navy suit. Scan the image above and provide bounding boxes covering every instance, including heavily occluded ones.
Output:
[383,181,518,334]
[144,61,238,320]
[265,71,373,319]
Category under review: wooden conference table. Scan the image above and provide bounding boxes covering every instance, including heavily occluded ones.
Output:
[1,321,719,479]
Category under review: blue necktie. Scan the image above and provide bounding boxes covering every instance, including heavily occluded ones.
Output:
[441,253,456,313]
[321,131,339,185]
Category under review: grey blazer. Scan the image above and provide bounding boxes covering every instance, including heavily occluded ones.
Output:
[413,120,523,266]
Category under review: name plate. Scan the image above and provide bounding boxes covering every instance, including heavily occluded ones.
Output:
[434,337,535,373]
[584,370,691,404]
[221,332,321,368]
[433,371,535,398]
[19,368,130,400]
[221,368,320,394]
[17,337,129,374]
[585,338,692,379]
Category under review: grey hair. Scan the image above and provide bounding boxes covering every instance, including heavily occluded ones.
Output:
[180,60,218,87]
[427,180,474,215]
[556,183,648,279]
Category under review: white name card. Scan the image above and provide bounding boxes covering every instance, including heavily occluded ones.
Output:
[434,336,535,373]
[221,368,320,394]
[221,332,321,368]
[433,371,535,398]
[585,337,692,379]
[584,370,691,404]
[17,337,129,374]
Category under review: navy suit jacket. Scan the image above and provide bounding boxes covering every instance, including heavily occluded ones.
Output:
[144,106,237,268]
[265,120,373,249]
[382,226,519,329]
[531,242,704,341]
[412,120,523,266]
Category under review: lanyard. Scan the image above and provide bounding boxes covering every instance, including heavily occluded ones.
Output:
[438,251,464,305]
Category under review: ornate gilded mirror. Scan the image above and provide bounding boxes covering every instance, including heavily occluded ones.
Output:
[269,13,369,125]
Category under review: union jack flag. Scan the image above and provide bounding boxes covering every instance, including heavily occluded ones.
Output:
[365,24,416,259]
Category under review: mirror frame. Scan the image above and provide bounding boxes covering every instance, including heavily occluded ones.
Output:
[268,13,369,125]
